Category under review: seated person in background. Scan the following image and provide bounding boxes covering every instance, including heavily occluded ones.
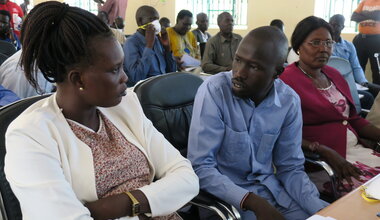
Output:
[0,50,53,98]
[192,13,211,44]
[329,14,379,109]
[97,11,126,45]
[188,26,328,220]
[192,12,211,59]
[270,19,285,32]
[167,10,200,69]
[0,10,21,50]
[123,5,176,86]
[280,16,380,196]
[159,17,170,36]
[0,84,18,107]
[5,2,199,219]
[0,0,23,38]
[201,12,242,74]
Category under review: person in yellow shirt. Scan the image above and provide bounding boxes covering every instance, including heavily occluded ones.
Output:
[166,9,200,69]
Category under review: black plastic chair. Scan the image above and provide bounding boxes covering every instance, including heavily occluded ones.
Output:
[0,41,16,57]
[303,150,339,202]
[0,95,50,220]
[0,53,9,66]
[134,72,241,220]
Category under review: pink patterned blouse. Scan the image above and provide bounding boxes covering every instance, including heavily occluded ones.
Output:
[67,111,181,220]
[318,82,349,118]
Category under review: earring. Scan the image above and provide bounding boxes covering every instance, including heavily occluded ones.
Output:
[79,87,84,91]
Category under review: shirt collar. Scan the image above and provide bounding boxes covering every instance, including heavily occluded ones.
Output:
[219,32,238,43]
[135,31,147,43]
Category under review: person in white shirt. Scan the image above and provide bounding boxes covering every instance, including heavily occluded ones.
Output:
[0,50,53,98]
[5,2,199,219]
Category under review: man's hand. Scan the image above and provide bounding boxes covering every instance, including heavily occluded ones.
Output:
[158,31,170,52]
[174,56,185,70]
[318,144,362,185]
[243,193,285,220]
[145,24,155,49]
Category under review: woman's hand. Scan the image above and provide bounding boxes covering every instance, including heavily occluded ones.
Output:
[318,144,362,185]
[243,193,285,220]
[84,190,150,220]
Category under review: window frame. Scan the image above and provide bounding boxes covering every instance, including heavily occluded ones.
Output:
[64,0,98,14]
[176,0,248,30]
[314,0,361,33]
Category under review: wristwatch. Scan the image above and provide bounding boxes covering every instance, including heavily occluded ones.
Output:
[125,191,141,217]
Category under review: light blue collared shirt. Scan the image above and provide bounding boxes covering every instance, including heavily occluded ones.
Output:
[123,32,177,86]
[333,38,368,84]
[188,71,327,218]
[0,85,19,107]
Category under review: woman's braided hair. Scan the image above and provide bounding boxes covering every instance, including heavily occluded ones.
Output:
[20,1,113,89]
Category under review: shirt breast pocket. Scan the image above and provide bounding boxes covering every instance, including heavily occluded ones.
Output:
[220,125,251,165]
[256,133,279,163]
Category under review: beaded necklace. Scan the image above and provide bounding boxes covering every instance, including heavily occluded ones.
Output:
[298,64,332,90]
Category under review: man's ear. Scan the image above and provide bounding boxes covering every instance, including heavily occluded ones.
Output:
[137,17,144,27]
[274,66,285,78]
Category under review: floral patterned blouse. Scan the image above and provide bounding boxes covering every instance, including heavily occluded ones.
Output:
[67,111,181,220]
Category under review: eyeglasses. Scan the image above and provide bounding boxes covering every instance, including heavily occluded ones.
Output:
[307,40,335,48]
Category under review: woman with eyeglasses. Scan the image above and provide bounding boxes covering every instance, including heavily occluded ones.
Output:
[280,16,380,197]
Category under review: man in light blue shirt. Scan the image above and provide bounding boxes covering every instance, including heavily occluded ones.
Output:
[123,6,176,86]
[188,27,328,219]
[330,14,380,109]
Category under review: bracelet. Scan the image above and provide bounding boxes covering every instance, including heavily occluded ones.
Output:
[125,191,141,217]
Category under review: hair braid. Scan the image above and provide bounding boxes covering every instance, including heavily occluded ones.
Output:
[20,1,112,90]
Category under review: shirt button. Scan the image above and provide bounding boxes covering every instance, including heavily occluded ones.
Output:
[342,120,348,125]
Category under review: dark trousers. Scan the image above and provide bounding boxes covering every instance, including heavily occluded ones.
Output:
[358,90,374,110]
[353,34,380,85]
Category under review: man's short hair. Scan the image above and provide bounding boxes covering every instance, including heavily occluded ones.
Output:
[0,10,11,20]
[159,17,170,24]
[217,12,231,24]
[176,9,192,22]
[270,19,284,29]
[329,14,345,23]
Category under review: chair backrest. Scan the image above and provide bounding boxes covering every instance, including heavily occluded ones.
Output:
[133,72,204,156]
[199,42,206,59]
[327,56,361,113]
[0,53,9,66]
[0,95,50,220]
[0,41,16,57]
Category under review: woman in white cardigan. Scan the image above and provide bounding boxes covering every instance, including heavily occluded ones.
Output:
[4,2,199,220]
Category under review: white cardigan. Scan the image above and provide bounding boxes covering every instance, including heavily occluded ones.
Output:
[5,92,199,220]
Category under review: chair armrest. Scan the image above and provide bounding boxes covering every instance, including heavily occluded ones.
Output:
[303,149,320,161]
[190,190,241,220]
